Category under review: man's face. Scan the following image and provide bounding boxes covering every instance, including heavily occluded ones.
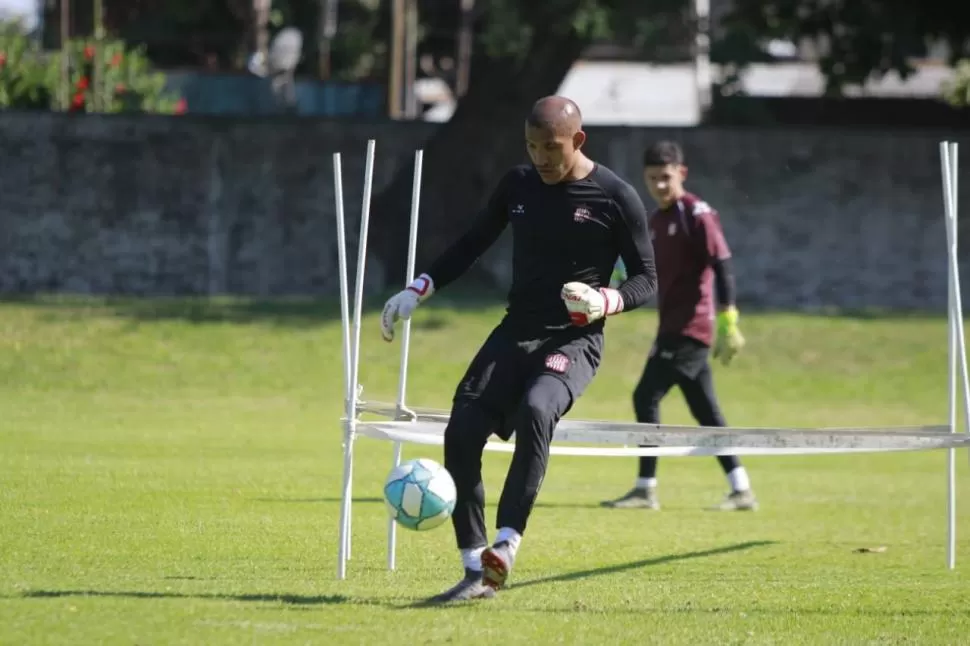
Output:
[643,163,686,207]
[525,124,583,184]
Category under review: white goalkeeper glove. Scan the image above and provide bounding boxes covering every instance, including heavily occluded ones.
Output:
[560,282,624,326]
[380,273,434,342]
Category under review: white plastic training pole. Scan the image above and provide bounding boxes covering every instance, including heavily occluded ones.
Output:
[334,152,354,580]
[951,141,968,566]
[350,139,377,562]
[941,140,963,570]
[336,139,376,579]
[947,142,970,569]
[387,149,424,571]
[948,143,970,445]
[941,141,955,570]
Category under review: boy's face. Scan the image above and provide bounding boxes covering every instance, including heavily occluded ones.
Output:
[643,163,687,207]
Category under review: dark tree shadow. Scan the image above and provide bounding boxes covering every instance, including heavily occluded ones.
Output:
[0,292,947,328]
[20,589,355,605]
[513,605,968,618]
[0,286,512,328]
[17,589,418,609]
[511,540,777,591]
[532,501,615,510]
[404,541,777,609]
[251,496,384,504]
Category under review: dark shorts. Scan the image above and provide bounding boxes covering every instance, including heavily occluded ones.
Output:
[453,321,604,431]
[646,334,710,381]
[633,333,725,428]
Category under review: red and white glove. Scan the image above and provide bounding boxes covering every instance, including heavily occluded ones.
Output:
[381,273,434,342]
[561,282,624,326]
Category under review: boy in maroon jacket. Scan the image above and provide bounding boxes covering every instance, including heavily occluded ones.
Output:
[601,140,758,511]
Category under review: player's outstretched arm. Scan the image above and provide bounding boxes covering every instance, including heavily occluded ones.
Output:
[700,206,745,364]
[380,171,513,342]
[561,181,657,326]
[609,181,658,310]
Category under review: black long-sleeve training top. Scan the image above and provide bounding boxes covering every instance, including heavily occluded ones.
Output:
[423,163,658,334]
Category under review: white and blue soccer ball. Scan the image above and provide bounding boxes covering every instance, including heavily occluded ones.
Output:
[383,458,456,531]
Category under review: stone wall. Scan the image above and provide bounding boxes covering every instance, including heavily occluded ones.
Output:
[0,111,966,311]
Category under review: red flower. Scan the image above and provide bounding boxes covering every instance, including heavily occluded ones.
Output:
[174,98,187,114]
[76,76,89,90]
[71,92,85,110]
[110,53,122,67]
[0,52,6,67]
[83,45,94,60]
[114,83,126,94]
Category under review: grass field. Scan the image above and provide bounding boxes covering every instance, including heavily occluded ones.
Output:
[2,295,970,645]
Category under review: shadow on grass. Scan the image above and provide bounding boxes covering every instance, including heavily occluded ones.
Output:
[251,497,681,511]
[0,293,948,327]
[404,541,777,609]
[17,589,412,608]
[0,288,511,328]
[511,540,777,591]
[532,500,615,510]
[517,605,968,618]
[251,496,384,504]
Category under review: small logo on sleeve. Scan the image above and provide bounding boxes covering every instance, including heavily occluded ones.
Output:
[544,354,571,374]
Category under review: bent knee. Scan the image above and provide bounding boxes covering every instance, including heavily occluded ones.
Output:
[518,376,571,426]
[444,400,495,448]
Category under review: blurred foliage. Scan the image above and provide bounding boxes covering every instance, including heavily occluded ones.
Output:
[0,21,59,109]
[476,0,690,63]
[64,38,187,114]
[0,20,185,114]
[721,0,970,96]
[79,0,691,81]
[941,60,970,108]
[93,0,386,79]
[30,0,970,105]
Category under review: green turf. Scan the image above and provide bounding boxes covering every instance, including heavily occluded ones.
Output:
[1,295,969,645]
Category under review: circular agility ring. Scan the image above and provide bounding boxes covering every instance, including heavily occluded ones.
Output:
[331,140,970,580]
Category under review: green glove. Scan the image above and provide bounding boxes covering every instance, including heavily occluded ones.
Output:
[713,306,745,365]
[610,259,627,288]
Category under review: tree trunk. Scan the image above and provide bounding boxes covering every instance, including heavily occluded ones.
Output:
[369,12,588,290]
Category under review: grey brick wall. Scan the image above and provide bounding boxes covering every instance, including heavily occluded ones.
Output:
[0,111,966,311]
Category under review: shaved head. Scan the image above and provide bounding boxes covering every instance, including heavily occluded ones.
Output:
[524,95,591,184]
[526,96,583,137]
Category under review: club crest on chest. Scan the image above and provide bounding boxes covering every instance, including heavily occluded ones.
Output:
[573,205,594,223]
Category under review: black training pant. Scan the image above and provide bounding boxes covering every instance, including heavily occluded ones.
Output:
[444,320,603,550]
[631,334,740,479]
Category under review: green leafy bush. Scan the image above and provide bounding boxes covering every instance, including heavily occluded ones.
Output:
[0,20,186,114]
[0,21,60,109]
[941,59,970,109]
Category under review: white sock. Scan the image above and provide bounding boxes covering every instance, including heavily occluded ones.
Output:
[494,527,522,559]
[461,546,485,571]
[727,467,750,492]
[636,477,657,490]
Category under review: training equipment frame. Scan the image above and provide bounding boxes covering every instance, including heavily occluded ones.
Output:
[334,140,968,580]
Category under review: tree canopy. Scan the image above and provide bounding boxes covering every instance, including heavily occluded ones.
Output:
[367,0,970,287]
[48,1,969,285]
[720,0,970,95]
[62,1,970,102]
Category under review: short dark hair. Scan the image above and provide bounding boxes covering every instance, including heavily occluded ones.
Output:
[642,141,685,167]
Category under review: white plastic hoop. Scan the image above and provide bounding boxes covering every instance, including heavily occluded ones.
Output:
[334,140,969,579]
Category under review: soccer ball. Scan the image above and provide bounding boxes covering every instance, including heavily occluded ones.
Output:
[383,458,456,531]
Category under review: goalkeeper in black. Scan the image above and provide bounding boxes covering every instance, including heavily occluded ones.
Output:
[380,96,657,603]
